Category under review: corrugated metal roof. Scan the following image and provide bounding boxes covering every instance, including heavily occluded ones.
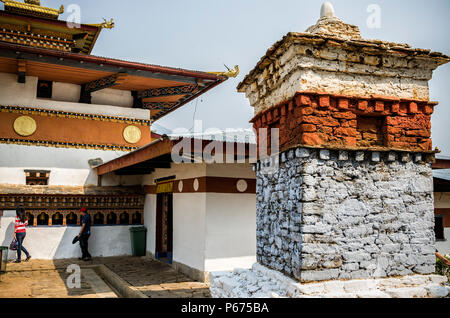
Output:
[169,128,257,144]
[433,169,450,181]
[436,154,450,160]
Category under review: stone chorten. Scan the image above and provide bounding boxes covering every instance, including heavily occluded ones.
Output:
[211,3,450,298]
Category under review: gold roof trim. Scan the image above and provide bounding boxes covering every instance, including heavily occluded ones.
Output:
[208,65,239,78]
[89,18,115,30]
[1,0,64,20]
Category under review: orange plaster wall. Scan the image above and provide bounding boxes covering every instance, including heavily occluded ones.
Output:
[0,112,151,148]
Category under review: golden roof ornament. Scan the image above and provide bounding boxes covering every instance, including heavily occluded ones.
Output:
[1,0,64,20]
[101,18,115,29]
[209,65,240,78]
[89,18,115,30]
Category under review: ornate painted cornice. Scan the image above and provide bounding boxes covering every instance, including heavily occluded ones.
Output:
[0,105,152,126]
[0,137,139,152]
[1,0,64,20]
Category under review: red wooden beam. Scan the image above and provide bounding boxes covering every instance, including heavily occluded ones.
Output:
[96,138,174,176]
[433,159,450,169]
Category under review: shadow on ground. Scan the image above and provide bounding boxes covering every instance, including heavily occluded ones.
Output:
[0,256,210,298]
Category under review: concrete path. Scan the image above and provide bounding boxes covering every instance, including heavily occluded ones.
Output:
[0,256,210,298]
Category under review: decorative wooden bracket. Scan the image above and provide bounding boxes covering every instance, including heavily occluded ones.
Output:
[79,72,127,103]
[143,102,177,111]
[17,59,26,83]
[137,84,197,99]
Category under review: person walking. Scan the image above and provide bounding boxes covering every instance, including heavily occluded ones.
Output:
[14,207,31,263]
[78,207,92,261]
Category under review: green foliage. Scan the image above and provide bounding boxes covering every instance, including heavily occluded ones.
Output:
[436,254,450,281]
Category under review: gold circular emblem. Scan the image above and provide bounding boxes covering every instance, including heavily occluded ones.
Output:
[123,125,142,144]
[13,116,37,137]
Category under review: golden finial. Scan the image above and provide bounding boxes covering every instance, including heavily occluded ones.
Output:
[209,65,240,78]
[100,18,115,29]
[58,5,64,14]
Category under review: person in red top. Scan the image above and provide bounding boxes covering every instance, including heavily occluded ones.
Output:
[14,207,31,263]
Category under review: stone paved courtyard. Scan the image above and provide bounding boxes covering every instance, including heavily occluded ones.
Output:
[0,257,210,298]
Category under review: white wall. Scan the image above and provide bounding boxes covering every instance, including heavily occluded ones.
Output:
[143,192,207,271]
[0,144,129,186]
[142,163,257,273]
[434,192,450,254]
[141,163,207,185]
[0,211,136,259]
[204,193,256,272]
[436,229,450,255]
[52,82,81,103]
[92,88,133,108]
[143,194,156,255]
[206,163,256,179]
[0,72,149,120]
[172,193,207,271]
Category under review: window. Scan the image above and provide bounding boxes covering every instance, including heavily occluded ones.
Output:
[25,170,50,185]
[37,80,53,98]
[435,215,445,241]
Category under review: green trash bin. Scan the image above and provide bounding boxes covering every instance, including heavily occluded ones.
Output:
[0,246,8,279]
[129,226,147,257]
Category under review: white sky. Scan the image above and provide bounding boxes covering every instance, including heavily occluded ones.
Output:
[40,0,450,155]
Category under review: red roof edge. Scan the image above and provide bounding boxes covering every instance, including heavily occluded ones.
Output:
[0,42,223,81]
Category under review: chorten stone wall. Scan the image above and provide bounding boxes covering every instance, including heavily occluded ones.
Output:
[212,3,450,293]
[237,4,450,283]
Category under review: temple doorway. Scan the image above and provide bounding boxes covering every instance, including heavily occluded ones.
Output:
[155,190,173,264]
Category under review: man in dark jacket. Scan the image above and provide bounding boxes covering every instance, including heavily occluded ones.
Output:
[78,207,92,261]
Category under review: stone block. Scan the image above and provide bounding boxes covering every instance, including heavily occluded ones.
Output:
[323,280,345,293]
[220,277,240,293]
[371,152,381,162]
[343,280,371,292]
[355,151,364,161]
[428,275,448,285]
[296,148,310,158]
[338,151,348,161]
[424,284,449,298]
[385,287,428,298]
[319,149,330,160]
[414,265,435,275]
[300,269,339,282]
[296,282,325,295]
[387,152,397,161]
[401,153,411,162]
[356,291,391,298]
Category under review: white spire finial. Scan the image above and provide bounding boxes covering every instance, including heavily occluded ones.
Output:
[320,2,335,18]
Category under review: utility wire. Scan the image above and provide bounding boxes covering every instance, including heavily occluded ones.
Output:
[190,98,200,132]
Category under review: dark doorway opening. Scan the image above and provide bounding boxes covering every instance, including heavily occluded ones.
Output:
[435,215,445,240]
[155,192,173,264]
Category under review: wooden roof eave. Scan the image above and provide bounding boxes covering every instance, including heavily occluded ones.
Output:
[96,137,174,176]
[0,42,223,84]
[96,136,254,176]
